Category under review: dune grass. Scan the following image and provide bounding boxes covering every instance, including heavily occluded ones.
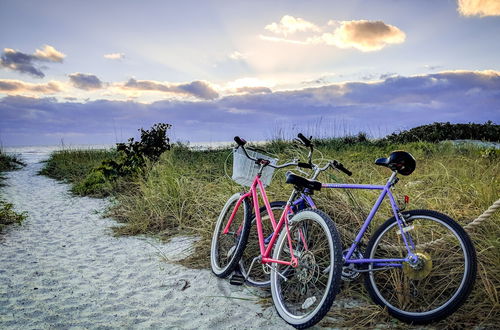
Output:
[0,150,27,230]
[0,150,24,174]
[39,148,119,197]
[40,139,500,327]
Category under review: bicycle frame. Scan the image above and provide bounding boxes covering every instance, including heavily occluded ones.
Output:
[222,174,299,267]
[296,172,417,268]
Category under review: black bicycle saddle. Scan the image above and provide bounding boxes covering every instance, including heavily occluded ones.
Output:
[285,172,322,191]
[375,151,416,176]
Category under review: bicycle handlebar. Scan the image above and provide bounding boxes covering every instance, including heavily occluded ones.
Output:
[233,134,353,176]
[234,136,246,146]
[234,136,299,169]
[331,160,353,176]
[297,133,313,147]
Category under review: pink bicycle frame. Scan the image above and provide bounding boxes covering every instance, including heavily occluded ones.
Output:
[222,174,299,267]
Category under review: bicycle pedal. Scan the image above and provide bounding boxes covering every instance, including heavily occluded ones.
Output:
[229,272,246,286]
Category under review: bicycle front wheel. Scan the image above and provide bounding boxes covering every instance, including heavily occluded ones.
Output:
[210,193,251,278]
[364,209,477,324]
[270,208,342,329]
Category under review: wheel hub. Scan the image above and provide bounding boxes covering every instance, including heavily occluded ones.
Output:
[403,251,433,280]
[297,251,317,283]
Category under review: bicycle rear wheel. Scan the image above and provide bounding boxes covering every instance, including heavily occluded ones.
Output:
[239,201,286,287]
[210,193,251,278]
[270,208,342,329]
[364,209,477,324]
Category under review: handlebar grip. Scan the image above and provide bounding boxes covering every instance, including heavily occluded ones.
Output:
[333,160,352,176]
[297,133,312,147]
[298,162,313,169]
[234,136,247,146]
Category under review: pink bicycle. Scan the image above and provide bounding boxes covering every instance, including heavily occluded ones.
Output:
[210,136,343,328]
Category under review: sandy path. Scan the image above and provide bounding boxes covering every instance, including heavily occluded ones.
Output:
[0,152,291,329]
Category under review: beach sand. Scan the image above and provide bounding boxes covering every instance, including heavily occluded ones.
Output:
[0,152,292,329]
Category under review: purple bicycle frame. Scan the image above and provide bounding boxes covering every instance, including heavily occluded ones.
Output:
[297,172,417,268]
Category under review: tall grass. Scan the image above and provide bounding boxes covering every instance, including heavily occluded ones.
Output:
[0,149,24,174]
[0,149,26,230]
[40,140,499,327]
[39,148,119,197]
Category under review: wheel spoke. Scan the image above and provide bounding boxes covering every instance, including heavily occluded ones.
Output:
[365,210,475,323]
[271,209,342,328]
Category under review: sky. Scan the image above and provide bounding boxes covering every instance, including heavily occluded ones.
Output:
[1,0,499,146]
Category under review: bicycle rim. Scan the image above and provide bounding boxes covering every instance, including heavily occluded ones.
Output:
[271,209,341,328]
[365,210,475,323]
[210,193,250,277]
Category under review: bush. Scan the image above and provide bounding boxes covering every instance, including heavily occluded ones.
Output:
[96,123,172,180]
[387,121,500,143]
[0,151,24,173]
[46,123,173,197]
[112,123,172,176]
[0,200,27,231]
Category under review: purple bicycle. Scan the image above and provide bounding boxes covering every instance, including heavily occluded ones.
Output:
[239,134,477,325]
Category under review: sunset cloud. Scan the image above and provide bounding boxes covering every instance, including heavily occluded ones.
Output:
[318,20,406,51]
[228,51,246,61]
[33,45,66,62]
[122,79,219,100]
[2,70,497,145]
[235,86,272,94]
[265,15,321,36]
[104,53,125,60]
[0,79,62,94]
[0,45,65,78]
[262,16,405,51]
[69,73,104,90]
[458,0,500,17]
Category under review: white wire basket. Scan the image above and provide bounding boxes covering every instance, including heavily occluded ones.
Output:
[232,147,278,187]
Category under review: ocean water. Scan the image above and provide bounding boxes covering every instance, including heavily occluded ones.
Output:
[2,144,115,164]
[2,141,236,164]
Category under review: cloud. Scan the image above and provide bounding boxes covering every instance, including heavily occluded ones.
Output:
[235,86,272,94]
[1,49,45,78]
[33,45,65,62]
[224,77,274,94]
[259,35,309,45]
[458,0,500,17]
[228,51,246,61]
[122,78,219,100]
[265,15,321,36]
[1,70,498,146]
[69,73,103,90]
[0,79,62,94]
[104,53,125,60]
[262,17,405,51]
[317,20,406,51]
[0,45,65,78]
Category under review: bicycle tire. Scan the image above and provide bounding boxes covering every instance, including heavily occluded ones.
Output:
[210,193,252,278]
[239,201,286,287]
[270,208,343,329]
[364,209,477,324]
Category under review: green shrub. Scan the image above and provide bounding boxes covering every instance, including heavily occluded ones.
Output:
[387,121,499,143]
[73,170,114,197]
[40,123,172,197]
[0,150,24,173]
[0,200,27,231]
[111,123,172,177]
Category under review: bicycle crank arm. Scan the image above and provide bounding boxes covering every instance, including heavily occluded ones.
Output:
[244,256,261,281]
